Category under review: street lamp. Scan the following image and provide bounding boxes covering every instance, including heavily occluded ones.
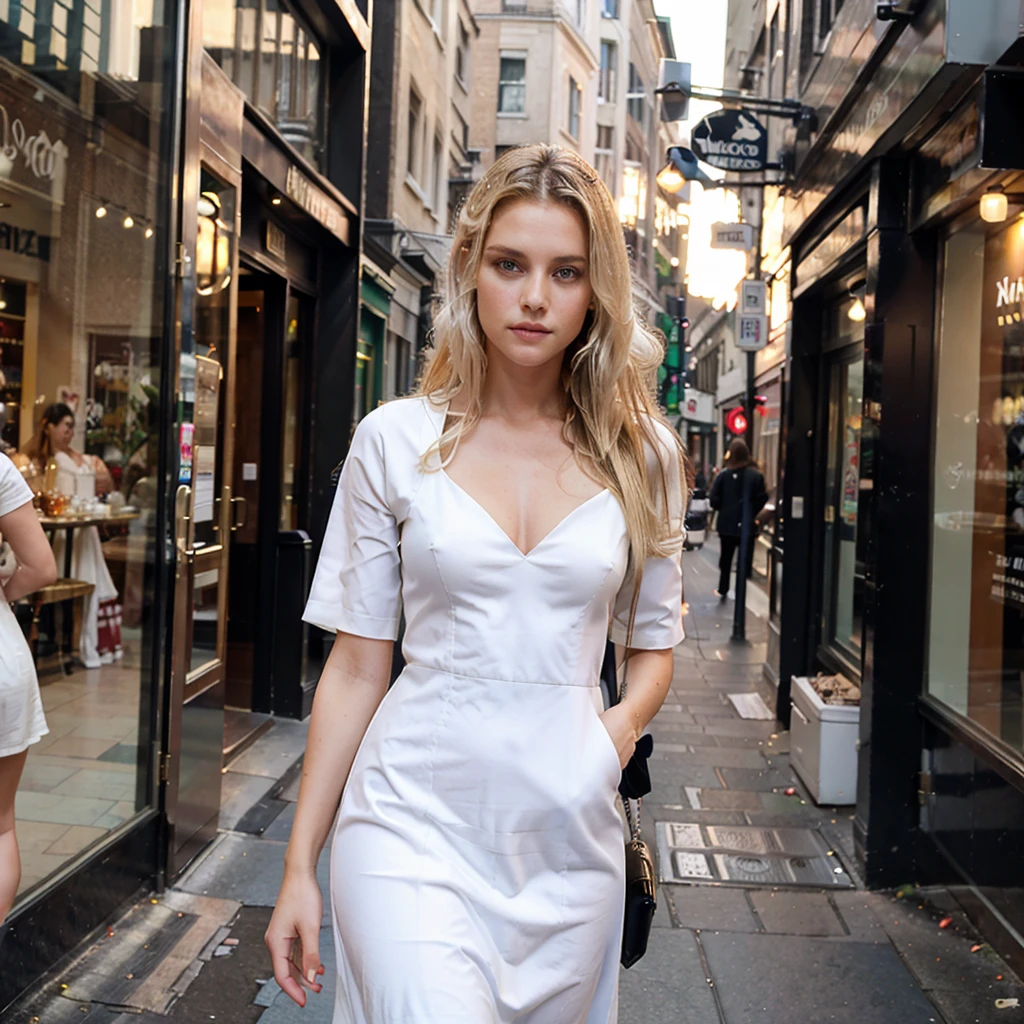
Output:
[657,146,721,191]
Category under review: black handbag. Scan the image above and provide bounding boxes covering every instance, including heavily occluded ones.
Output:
[601,635,657,969]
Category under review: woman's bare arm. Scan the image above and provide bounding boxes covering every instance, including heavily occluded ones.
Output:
[265,631,393,1006]
[284,632,393,871]
[0,503,57,602]
[600,646,674,768]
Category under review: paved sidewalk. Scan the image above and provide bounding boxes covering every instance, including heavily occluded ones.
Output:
[9,541,1024,1023]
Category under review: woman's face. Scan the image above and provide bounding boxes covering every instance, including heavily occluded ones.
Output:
[47,415,74,451]
[475,198,593,371]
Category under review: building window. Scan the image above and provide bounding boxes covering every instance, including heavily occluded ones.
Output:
[499,55,526,114]
[626,64,645,130]
[495,145,517,159]
[576,0,585,27]
[800,0,845,75]
[601,0,618,16]
[927,215,1024,753]
[598,41,617,103]
[408,88,422,181]
[453,108,469,153]
[502,0,527,10]
[456,19,470,85]
[568,76,581,139]
[432,134,443,213]
[203,0,325,169]
[595,125,614,188]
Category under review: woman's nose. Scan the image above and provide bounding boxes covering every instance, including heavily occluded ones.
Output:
[520,272,548,312]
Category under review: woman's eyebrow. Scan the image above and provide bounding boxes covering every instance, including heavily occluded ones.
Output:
[484,244,587,264]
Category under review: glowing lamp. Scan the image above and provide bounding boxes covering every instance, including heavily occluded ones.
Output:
[981,190,1008,223]
[656,161,685,194]
[848,296,866,322]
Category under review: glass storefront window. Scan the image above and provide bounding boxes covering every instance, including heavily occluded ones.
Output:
[202,0,324,169]
[0,0,173,900]
[821,300,866,667]
[928,217,1024,751]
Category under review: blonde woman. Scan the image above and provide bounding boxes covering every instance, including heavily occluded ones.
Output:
[0,451,57,921]
[265,145,687,1022]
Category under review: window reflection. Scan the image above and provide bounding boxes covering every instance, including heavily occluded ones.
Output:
[203,0,324,169]
[0,0,171,902]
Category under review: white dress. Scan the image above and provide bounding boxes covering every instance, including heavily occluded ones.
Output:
[52,451,119,668]
[303,396,684,1024]
[0,453,49,758]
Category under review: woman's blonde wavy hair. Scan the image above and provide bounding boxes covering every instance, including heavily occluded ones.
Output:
[418,143,687,568]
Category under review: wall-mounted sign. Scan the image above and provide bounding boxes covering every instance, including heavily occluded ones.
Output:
[682,387,715,424]
[692,109,768,172]
[285,164,345,242]
[711,222,755,251]
[265,220,287,261]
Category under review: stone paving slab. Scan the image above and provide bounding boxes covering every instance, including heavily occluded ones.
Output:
[748,890,846,937]
[667,885,759,933]
[226,720,310,779]
[701,932,943,1023]
[617,927,720,1024]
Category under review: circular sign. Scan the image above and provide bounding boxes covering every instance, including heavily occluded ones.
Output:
[726,407,748,436]
[691,109,768,172]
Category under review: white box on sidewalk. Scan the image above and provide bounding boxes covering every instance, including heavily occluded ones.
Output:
[789,675,859,806]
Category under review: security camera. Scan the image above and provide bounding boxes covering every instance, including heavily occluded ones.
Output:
[876,1,917,22]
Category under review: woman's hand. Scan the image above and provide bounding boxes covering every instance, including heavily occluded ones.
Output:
[264,868,326,1007]
[599,702,640,770]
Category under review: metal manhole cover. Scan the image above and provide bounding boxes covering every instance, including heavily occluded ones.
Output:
[656,822,852,888]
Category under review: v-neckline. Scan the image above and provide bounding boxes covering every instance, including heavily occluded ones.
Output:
[441,469,611,559]
[427,397,612,560]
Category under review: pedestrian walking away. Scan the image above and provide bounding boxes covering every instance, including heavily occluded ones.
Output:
[709,438,767,599]
[0,452,57,923]
[264,144,687,1022]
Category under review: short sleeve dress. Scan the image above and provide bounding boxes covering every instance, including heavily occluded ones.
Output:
[0,453,49,758]
[303,396,684,1024]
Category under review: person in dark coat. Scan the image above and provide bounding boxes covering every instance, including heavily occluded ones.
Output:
[709,438,768,599]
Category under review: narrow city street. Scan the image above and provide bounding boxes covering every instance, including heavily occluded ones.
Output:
[8,540,1022,1024]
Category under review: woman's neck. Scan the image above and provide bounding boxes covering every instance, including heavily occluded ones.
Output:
[478,349,565,424]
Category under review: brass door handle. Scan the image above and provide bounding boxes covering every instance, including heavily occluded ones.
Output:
[230,496,248,531]
[174,485,194,578]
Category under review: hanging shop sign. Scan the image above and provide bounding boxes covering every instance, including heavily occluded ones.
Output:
[691,109,768,172]
[711,222,755,251]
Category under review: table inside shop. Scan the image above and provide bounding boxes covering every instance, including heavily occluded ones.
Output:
[36,511,140,666]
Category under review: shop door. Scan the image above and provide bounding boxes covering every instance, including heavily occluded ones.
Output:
[821,346,865,671]
[166,151,241,876]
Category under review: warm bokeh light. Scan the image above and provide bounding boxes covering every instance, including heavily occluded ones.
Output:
[683,184,747,308]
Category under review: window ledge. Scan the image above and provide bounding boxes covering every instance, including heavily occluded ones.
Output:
[497,111,528,119]
[404,173,428,206]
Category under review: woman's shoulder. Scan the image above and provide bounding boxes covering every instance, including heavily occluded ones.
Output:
[355,394,438,442]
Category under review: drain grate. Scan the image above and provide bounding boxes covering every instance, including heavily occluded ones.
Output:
[656,822,852,888]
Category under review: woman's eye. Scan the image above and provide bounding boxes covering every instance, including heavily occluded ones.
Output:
[497,259,519,273]
[555,267,580,281]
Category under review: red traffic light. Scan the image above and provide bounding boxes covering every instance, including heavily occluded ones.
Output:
[726,407,748,435]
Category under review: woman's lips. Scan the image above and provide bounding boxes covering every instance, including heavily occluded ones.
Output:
[510,326,551,340]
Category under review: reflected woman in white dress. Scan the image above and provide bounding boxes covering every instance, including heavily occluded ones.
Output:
[265,145,688,1022]
[22,403,119,668]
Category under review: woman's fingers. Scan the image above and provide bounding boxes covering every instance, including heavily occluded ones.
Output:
[297,921,324,993]
[266,927,308,1007]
